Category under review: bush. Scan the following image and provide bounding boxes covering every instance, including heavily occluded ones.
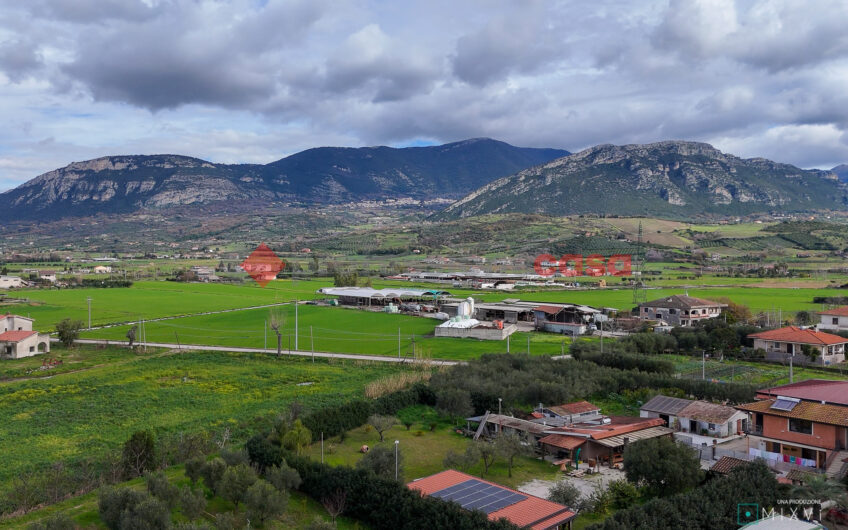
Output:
[266,461,302,492]
[119,495,171,530]
[246,434,282,472]
[547,480,580,508]
[571,346,674,375]
[607,479,640,509]
[623,437,702,497]
[55,318,84,348]
[200,458,227,493]
[185,456,206,485]
[99,487,147,530]
[356,444,403,481]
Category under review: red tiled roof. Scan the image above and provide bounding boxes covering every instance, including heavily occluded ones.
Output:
[1,314,33,320]
[710,456,747,475]
[538,434,587,451]
[819,306,848,317]
[548,401,600,416]
[408,470,576,530]
[678,401,743,424]
[748,326,848,346]
[735,399,848,427]
[0,330,37,342]
[757,379,848,407]
[559,416,666,440]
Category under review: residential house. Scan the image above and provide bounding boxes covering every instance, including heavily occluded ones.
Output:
[735,397,848,474]
[190,266,220,282]
[0,275,23,289]
[756,379,848,407]
[748,326,847,365]
[637,295,726,327]
[818,306,848,332]
[38,270,57,283]
[709,456,748,476]
[0,314,50,359]
[675,400,748,438]
[408,470,576,529]
[93,265,112,274]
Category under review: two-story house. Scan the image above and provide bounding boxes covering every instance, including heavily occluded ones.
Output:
[748,326,847,365]
[637,295,726,327]
[736,397,848,474]
[818,306,848,332]
[0,314,51,359]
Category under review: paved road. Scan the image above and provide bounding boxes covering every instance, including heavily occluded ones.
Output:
[65,338,461,366]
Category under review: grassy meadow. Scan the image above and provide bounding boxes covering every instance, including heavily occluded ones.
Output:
[0,346,409,488]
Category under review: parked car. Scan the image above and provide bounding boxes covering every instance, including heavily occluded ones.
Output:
[826,507,848,525]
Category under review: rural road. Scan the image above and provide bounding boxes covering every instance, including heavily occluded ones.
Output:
[65,338,462,366]
[86,301,294,331]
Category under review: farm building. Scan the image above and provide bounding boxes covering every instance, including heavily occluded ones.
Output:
[748,326,847,365]
[533,304,601,335]
[637,295,726,327]
[93,265,112,274]
[317,287,450,307]
[640,395,747,438]
[534,401,603,425]
[0,314,50,359]
[818,306,848,332]
[0,275,23,289]
[408,470,576,529]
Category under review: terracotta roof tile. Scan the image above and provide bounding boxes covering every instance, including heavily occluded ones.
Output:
[548,401,600,416]
[0,330,37,342]
[748,326,848,346]
[408,470,576,529]
[639,295,726,309]
[561,416,666,440]
[735,399,848,427]
[710,456,747,475]
[678,401,743,424]
[538,434,587,450]
[819,306,848,317]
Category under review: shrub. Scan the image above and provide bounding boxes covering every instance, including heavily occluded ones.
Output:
[218,463,258,506]
[99,487,147,530]
[623,437,702,497]
[121,430,156,479]
[146,471,179,508]
[185,456,206,485]
[547,480,580,508]
[266,461,302,492]
[244,480,289,526]
[200,458,227,493]
[180,485,207,521]
[27,512,75,530]
[357,444,403,481]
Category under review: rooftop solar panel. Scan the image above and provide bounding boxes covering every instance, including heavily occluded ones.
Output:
[431,479,527,514]
[771,398,799,411]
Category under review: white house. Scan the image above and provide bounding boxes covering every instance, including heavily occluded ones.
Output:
[748,326,847,365]
[0,314,50,359]
[0,276,23,289]
[641,395,747,438]
[38,270,57,283]
[818,306,848,332]
[93,265,112,274]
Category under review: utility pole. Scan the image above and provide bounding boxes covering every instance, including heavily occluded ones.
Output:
[321,432,324,464]
[264,320,267,350]
[526,335,530,355]
[86,297,92,329]
[398,328,401,359]
[507,334,510,354]
[498,398,502,433]
[310,326,314,362]
[789,354,794,383]
[411,334,415,359]
[294,299,298,351]
[702,350,706,380]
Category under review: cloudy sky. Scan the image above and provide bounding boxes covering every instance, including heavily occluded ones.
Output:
[1,0,848,189]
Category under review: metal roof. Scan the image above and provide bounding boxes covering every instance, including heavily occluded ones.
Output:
[640,395,693,415]
[317,287,449,298]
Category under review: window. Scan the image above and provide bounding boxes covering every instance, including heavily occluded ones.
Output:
[29,346,34,352]
[789,418,813,435]
[669,309,676,314]
[708,423,716,430]
[644,308,649,313]
[835,318,840,325]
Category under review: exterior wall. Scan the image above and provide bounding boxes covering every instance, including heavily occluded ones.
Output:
[819,314,848,331]
[761,414,838,451]
[638,305,722,326]
[0,276,23,289]
[754,338,846,365]
[2,316,32,332]
[0,334,49,359]
[434,324,517,340]
[539,321,587,335]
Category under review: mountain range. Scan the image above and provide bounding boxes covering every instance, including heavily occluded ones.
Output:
[1,138,846,222]
[0,138,567,221]
[436,141,848,219]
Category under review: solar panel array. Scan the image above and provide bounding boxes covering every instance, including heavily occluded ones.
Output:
[431,479,527,514]
[770,398,799,411]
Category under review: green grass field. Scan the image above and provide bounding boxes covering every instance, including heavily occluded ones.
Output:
[0,346,408,488]
[81,304,579,359]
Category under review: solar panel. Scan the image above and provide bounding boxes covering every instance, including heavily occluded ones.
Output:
[431,479,527,514]
[771,398,799,411]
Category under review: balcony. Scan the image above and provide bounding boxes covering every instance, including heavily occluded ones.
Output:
[745,425,763,436]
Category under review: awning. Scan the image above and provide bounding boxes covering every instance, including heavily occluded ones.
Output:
[592,426,674,448]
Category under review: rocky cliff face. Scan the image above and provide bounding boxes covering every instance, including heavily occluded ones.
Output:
[437,141,848,219]
[0,139,568,221]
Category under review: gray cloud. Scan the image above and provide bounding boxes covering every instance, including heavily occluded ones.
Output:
[3,0,848,186]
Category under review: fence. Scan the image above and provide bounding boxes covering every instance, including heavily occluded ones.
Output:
[676,435,823,475]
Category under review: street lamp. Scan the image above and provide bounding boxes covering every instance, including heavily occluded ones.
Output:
[394,440,400,480]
